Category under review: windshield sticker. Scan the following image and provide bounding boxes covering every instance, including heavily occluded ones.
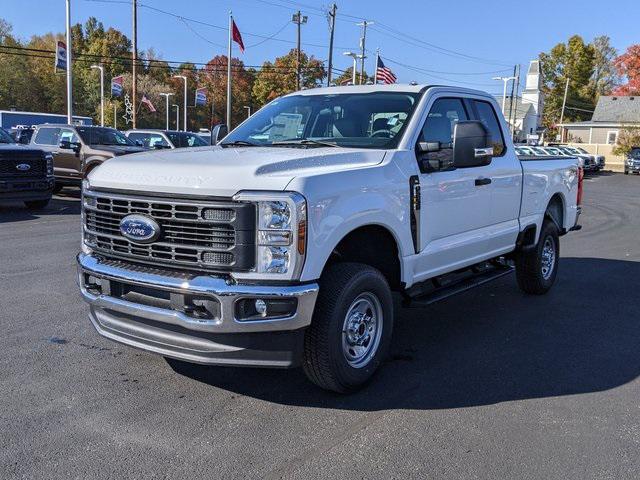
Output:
[269,113,303,141]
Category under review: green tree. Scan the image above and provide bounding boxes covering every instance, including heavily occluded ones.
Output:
[252,49,325,106]
[612,127,640,156]
[333,67,371,86]
[539,35,595,134]
[591,36,619,96]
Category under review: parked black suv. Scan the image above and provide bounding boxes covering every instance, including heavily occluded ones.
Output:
[0,128,54,210]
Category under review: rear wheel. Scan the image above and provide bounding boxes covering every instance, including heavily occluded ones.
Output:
[24,199,50,210]
[303,263,393,393]
[515,219,559,295]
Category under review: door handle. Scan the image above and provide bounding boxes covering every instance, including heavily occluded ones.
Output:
[475,177,492,186]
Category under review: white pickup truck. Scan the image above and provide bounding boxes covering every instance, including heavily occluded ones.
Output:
[78,85,583,393]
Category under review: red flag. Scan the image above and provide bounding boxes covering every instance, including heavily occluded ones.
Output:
[232,19,245,53]
[141,94,156,112]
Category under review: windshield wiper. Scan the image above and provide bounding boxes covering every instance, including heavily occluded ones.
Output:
[271,139,339,148]
[220,140,260,148]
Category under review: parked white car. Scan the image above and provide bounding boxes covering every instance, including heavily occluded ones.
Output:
[78,84,583,392]
[125,129,208,149]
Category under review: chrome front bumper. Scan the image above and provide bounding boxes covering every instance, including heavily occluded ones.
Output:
[77,253,319,367]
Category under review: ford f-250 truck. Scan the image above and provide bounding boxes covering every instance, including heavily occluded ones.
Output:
[77,85,583,393]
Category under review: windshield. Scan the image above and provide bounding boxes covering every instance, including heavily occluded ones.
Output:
[576,147,588,154]
[630,148,640,159]
[167,132,208,148]
[0,128,14,144]
[531,147,547,155]
[77,126,135,146]
[222,92,421,149]
[561,147,580,155]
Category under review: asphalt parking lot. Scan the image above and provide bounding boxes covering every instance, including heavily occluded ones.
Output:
[1,173,639,479]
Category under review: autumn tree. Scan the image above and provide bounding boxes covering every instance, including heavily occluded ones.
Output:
[199,55,254,129]
[539,35,596,133]
[612,127,640,156]
[613,45,640,96]
[252,49,325,107]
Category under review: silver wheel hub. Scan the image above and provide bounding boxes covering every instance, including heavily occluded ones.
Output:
[342,292,383,368]
[541,236,556,280]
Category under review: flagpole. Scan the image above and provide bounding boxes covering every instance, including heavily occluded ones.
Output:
[65,0,73,124]
[374,48,380,85]
[226,11,232,130]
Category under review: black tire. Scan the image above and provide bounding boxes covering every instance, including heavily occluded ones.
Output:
[302,263,394,393]
[515,219,559,295]
[624,169,629,175]
[24,199,50,210]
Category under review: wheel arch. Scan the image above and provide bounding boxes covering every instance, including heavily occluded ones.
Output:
[319,223,404,291]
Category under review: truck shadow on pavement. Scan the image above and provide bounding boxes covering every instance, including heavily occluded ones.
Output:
[0,190,81,223]
[168,256,640,410]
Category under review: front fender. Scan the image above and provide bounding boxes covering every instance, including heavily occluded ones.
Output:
[288,156,414,283]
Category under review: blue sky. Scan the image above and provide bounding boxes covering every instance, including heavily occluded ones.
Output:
[4,0,640,94]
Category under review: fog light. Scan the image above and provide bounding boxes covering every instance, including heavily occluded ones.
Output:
[255,299,267,317]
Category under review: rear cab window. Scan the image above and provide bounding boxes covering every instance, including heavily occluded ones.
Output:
[470,100,506,156]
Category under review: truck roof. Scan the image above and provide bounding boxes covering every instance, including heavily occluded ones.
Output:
[288,83,492,98]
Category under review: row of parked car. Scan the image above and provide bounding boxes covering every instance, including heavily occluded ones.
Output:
[1,124,215,210]
[514,144,605,172]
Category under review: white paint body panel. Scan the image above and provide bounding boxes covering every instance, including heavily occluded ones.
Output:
[87,85,580,288]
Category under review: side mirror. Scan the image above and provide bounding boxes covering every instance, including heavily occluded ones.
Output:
[417,141,442,154]
[452,121,493,168]
[211,124,228,145]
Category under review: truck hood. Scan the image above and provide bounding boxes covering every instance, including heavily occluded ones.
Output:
[87,146,386,197]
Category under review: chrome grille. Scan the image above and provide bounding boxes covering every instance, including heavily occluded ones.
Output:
[83,191,256,271]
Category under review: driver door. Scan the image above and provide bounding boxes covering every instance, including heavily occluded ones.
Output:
[413,96,494,280]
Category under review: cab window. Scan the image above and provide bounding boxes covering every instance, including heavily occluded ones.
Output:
[34,127,61,145]
[471,100,505,156]
[60,128,80,144]
[419,97,468,166]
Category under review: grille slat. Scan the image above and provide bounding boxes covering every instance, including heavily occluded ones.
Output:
[84,192,255,271]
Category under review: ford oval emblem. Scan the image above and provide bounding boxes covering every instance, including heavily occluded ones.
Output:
[16,163,31,171]
[119,214,161,243]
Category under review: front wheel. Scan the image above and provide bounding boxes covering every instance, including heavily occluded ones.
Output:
[302,263,394,393]
[515,219,559,295]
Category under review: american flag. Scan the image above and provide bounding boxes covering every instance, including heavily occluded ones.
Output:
[140,94,156,113]
[376,56,397,84]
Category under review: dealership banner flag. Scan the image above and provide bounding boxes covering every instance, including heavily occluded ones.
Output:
[111,75,124,97]
[195,87,207,106]
[55,40,67,73]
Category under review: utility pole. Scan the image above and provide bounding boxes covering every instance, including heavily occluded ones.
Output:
[356,20,373,85]
[132,0,138,128]
[160,93,173,130]
[507,64,519,137]
[326,3,337,86]
[65,0,73,124]
[292,11,308,91]
[173,75,188,131]
[559,77,570,141]
[90,64,105,126]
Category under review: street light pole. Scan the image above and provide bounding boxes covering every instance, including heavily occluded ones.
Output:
[172,104,179,131]
[173,75,188,131]
[90,64,105,126]
[132,0,138,128]
[343,52,362,85]
[492,75,518,115]
[243,106,251,118]
[159,93,173,130]
[65,0,73,124]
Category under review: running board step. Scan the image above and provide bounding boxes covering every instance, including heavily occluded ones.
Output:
[403,266,514,308]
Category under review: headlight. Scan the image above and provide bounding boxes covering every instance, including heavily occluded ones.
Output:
[233,191,307,281]
[45,154,54,175]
